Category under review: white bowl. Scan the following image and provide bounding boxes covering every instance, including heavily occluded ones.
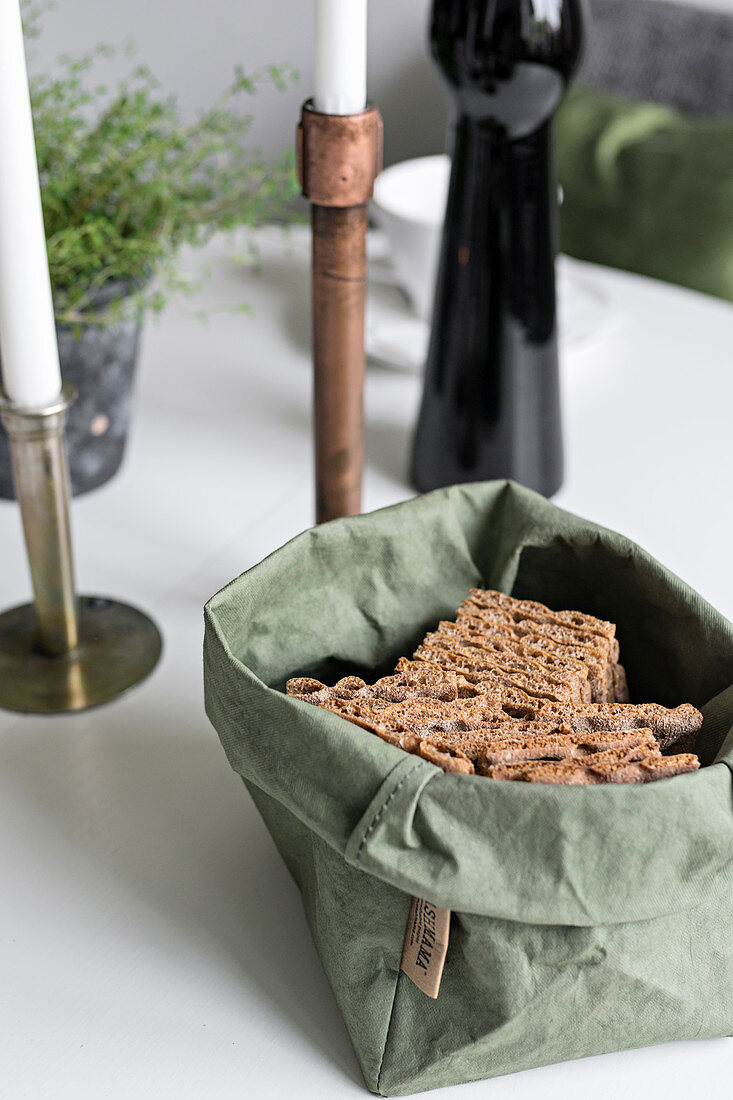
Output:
[371,154,450,320]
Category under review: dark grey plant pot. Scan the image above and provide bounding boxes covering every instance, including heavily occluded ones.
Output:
[0,281,141,498]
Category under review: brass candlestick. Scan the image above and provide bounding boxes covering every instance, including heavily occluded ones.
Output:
[0,383,162,714]
[297,99,383,524]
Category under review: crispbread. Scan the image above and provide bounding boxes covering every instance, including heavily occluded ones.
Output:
[457,596,628,703]
[531,701,702,754]
[309,695,505,732]
[286,589,703,784]
[467,589,617,643]
[414,643,589,705]
[476,728,659,768]
[331,710,578,762]
[429,621,593,697]
[458,592,630,704]
[457,606,626,702]
[458,601,621,664]
[452,613,613,701]
[372,729,474,773]
[364,725,476,774]
[484,751,700,784]
[286,658,474,707]
[286,689,479,774]
[485,740,657,778]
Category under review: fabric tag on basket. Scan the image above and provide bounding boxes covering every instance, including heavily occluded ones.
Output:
[400,897,450,999]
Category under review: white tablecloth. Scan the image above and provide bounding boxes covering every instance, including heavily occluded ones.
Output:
[1,229,731,1099]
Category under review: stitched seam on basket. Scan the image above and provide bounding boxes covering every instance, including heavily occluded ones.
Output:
[376,965,402,1097]
[354,762,423,865]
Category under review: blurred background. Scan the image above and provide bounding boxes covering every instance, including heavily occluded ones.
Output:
[29,0,733,166]
[28,0,733,312]
[30,0,446,166]
[9,0,731,501]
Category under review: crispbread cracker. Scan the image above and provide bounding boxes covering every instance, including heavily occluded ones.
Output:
[428,621,593,698]
[286,589,702,783]
[476,728,659,769]
[287,659,472,706]
[466,589,617,643]
[413,643,589,705]
[458,594,626,701]
[531,701,702,753]
[484,751,700,785]
[453,616,611,699]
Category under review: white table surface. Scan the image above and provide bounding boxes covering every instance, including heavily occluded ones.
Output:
[1,228,731,1099]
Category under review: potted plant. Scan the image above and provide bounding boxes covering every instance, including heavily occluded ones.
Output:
[0,8,299,496]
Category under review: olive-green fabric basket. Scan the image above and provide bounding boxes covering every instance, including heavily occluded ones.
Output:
[203,481,733,1096]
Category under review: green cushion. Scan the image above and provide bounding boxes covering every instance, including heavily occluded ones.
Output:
[556,85,733,301]
[204,482,733,1095]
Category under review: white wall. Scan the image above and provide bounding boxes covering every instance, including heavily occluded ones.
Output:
[26,0,733,168]
[27,0,448,166]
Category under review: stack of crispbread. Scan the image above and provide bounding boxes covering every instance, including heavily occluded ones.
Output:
[286,589,702,785]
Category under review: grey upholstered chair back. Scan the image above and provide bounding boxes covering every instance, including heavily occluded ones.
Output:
[580,0,733,115]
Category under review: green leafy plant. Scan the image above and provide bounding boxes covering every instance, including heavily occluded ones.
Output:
[24,5,300,325]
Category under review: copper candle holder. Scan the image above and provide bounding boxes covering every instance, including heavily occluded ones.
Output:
[0,383,162,714]
[297,99,383,524]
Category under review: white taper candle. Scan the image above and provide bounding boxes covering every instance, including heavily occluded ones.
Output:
[313,0,367,115]
[0,1,62,408]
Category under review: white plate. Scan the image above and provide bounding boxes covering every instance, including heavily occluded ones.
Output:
[366,253,612,374]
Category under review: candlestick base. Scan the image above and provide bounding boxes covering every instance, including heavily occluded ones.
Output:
[0,594,162,714]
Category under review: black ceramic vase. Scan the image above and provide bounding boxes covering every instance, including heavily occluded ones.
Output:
[411,0,586,496]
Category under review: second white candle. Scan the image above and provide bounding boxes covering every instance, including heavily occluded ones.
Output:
[313,0,367,116]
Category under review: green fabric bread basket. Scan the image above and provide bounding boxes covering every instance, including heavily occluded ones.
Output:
[203,481,733,1096]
